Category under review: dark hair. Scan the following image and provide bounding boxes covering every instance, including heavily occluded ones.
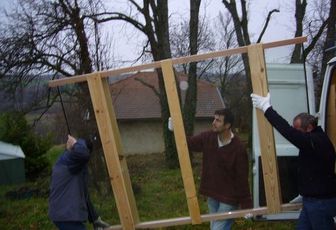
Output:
[84,138,93,153]
[214,108,234,127]
[293,113,318,131]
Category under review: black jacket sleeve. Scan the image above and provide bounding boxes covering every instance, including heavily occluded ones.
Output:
[264,107,315,151]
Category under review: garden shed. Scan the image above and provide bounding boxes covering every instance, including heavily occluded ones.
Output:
[0,141,25,185]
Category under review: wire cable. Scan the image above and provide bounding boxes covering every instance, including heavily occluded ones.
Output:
[57,86,71,135]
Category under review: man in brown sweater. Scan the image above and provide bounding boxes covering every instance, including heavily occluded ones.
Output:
[169,108,252,230]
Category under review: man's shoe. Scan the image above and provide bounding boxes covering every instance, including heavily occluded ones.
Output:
[94,216,111,230]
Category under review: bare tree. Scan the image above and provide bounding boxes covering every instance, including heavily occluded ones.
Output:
[320,0,336,79]
[0,0,114,192]
[307,0,336,108]
[210,12,246,130]
[183,0,201,137]
[170,17,215,75]
[221,0,279,137]
[212,12,243,94]
[0,0,110,112]
[290,0,307,63]
[170,6,217,139]
[93,0,180,167]
[290,0,329,63]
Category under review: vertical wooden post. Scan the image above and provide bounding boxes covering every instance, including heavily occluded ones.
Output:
[101,77,140,224]
[327,80,336,148]
[247,44,282,213]
[87,74,139,229]
[160,60,202,224]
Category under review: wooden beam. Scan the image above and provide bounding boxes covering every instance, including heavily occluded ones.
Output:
[247,44,282,213]
[87,74,138,229]
[326,75,336,148]
[160,59,202,224]
[107,203,302,230]
[101,77,140,224]
[49,37,307,88]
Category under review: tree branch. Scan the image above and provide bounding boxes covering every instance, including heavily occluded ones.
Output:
[303,18,328,60]
[91,12,145,32]
[31,88,59,128]
[257,9,280,43]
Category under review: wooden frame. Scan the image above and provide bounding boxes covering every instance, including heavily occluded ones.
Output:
[49,37,306,229]
[326,70,336,148]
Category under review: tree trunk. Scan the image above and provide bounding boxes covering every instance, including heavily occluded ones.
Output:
[147,0,179,168]
[222,0,252,138]
[70,4,110,194]
[290,0,307,63]
[183,0,201,138]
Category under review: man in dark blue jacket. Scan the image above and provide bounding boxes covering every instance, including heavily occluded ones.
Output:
[251,93,336,230]
[49,135,109,230]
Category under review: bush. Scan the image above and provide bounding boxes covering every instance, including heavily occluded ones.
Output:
[0,112,52,180]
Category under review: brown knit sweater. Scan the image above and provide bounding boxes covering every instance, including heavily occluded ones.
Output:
[188,131,252,209]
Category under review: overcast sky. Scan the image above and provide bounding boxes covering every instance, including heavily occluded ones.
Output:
[103,0,297,65]
[1,0,298,66]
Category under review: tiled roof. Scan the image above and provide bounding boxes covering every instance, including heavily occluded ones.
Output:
[109,71,224,120]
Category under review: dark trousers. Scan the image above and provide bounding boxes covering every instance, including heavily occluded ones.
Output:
[53,195,98,229]
[54,221,86,230]
[297,196,336,230]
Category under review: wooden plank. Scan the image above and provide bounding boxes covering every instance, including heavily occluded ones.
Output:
[108,203,302,230]
[327,75,336,148]
[173,36,306,65]
[247,44,282,213]
[160,59,202,224]
[101,78,140,224]
[49,37,307,88]
[326,76,336,174]
[87,74,137,230]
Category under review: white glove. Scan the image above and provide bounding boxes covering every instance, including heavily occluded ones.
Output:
[250,92,271,112]
[244,212,253,220]
[168,117,173,131]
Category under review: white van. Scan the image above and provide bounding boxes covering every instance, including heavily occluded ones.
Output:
[252,58,336,219]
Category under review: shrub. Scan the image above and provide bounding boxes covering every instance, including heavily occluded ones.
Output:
[0,112,52,180]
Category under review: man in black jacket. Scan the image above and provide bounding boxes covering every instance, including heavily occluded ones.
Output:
[251,92,336,230]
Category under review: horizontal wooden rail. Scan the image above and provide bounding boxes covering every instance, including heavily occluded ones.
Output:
[107,203,302,230]
[49,36,306,88]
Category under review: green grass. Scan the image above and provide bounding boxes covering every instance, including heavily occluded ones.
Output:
[0,150,296,229]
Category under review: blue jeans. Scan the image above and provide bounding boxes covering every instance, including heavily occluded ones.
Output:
[54,221,86,230]
[297,196,336,230]
[208,197,238,230]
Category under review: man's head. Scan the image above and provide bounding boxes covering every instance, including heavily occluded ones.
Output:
[292,113,317,132]
[212,108,234,133]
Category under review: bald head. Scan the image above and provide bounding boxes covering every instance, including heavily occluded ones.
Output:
[293,113,317,132]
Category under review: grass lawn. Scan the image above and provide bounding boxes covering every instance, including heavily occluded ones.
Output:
[0,147,297,229]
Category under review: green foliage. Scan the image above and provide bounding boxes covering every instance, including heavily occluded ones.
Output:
[0,112,52,180]
[45,145,64,166]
